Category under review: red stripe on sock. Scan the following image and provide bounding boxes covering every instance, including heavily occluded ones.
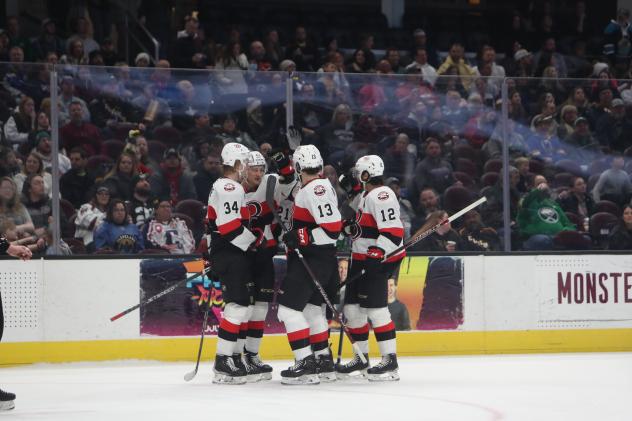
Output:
[373,321,395,334]
[219,319,240,334]
[287,328,310,342]
[248,320,265,330]
[240,322,248,332]
[309,330,329,344]
[349,324,369,335]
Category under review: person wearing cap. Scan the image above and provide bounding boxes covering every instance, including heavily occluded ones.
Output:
[564,116,600,163]
[595,98,632,153]
[215,114,258,151]
[135,52,151,67]
[58,76,91,126]
[128,173,157,228]
[32,130,71,175]
[75,185,110,250]
[32,17,64,60]
[587,87,614,129]
[143,200,195,254]
[410,28,438,68]
[148,148,196,205]
[527,115,566,163]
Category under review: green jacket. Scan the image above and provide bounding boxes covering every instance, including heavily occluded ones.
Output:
[517,188,576,237]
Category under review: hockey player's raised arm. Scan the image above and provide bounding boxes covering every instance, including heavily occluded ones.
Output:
[208,180,256,252]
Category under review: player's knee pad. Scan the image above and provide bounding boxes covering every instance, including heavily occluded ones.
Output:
[277,304,304,325]
[367,307,392,328]
[303,303,328,329]
[223,302,249,325]
[344,303,367,328]
[250,301,268,321]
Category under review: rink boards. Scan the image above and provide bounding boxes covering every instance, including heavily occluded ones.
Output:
[1,255,631,365]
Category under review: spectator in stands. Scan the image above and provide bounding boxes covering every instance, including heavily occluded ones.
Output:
[21,174,51,231]
[532,37,568,78]
[587,87,614,130]
[4,96,35,152]
[66,16,99,57]
[511,48,534,78]
[0,216,44,254]
[6,16,28,53]
[75,185,109,250]
[264,29,283,67]
[32,130,71,175]
[404,48,437,86]
[411,186,441,229]
[214,114,257,150]
[411,137,457,198]
[409,210,463,252]
[603,8,632,69]
[562,117,600,164]
[193,153,221,203]
[384,47,403,74]
[60,38,88,66]
[249,40,274,71]
[358,33,377,71]
[94,198,144,254]
[437,42,476,91]
[514,157,531,194]
[144,200,195,254]
[563,86,590,117]
[171,80,207,132]
[596,98,632,152]
[557,105,578,139]
[458,210,501,251]
[482,166,521,230]
[527,115,566,163]
[131,83,172,131]
[557,175,595,220]
[89,75,137,135]
[32,18,64,60]
[13,152,51,197]
[133,135,159,175]
[286,26,319,71]
[592,154,632,207]
[60,147,95,209]
[387,278,410,331]
[0,29,10,61]
[386,177,413,238]
[149,148,196,205]
[58,75,92,127]
[173,14,203,69]
[347,49,371,73]
[315,103,354,167]
[0,176,34,236]
[539,66,567,103]
[474,45,505,90]
[517,181,576,250]
[102,151,138,201]
[383,133,416,187]
[410,28,439,68]
[60,100,103,156]
[184,111,215,145]
[0,147,20,178]
[214,41,249,111]
[100,38,119,67]
[128,173,157,228]
[606,205,632,250]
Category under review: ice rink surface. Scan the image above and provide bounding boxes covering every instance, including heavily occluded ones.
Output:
[1,352,630,421]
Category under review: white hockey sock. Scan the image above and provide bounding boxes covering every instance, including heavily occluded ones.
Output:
[304,303,329,357]
[245,301,269,354]
[368,307,396,356]
[278,305,312,360]
[216,303,249,356]
[344,304,369,355]
[234,305,253,355]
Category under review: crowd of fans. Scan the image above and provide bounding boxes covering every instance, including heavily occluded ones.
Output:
[2,3,632,255]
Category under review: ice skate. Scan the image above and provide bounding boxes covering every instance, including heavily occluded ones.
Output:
[0,389,15,411]
[244,351,273,381]
[213,354,247,385]
[316,351,336,382]
[280,355,320,385]
[234,353,264,382]
[367,353,399,382]
[335,353,369,380]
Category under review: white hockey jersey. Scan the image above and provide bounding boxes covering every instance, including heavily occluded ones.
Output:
[207,177,256,252]
[243,173,287,249]
[74,203,106,245]
[145,218,195,254]
[292,177,342,247]
[351,185,405,263]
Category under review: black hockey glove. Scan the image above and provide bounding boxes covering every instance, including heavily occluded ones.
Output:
[342,219,360,238]
[282,227,311,249]
[339,172,362,197]
[271,150,295,183]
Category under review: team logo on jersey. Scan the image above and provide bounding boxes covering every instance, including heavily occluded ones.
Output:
[247,200,263,218]
[155,224,162,232]
[538,207,559,224]
[377,191,389,201]
[224,183,235,192]
[314,185,326,196]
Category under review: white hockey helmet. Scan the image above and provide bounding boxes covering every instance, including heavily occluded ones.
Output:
[221,142,250,167]
[293,144,323,173]
[355,155,385,183]
[245,151,267,171]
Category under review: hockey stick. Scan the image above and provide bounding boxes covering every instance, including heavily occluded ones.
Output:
[184,298,212,381]
[339,196,488,290]
[110,267,210,322]
[265,176,368,364]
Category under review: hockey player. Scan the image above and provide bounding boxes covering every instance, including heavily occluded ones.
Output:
[238,151,283,380]
[0,236,32,410]
[336,155,404,381]
[207,142,259,384]
[277,145,342,384]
